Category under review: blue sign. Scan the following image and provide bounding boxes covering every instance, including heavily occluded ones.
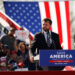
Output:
[40,50,75,66]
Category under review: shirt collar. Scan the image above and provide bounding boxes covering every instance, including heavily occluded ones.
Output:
[43,30,51,35]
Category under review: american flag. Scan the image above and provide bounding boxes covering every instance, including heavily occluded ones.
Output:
[0,1,71,50]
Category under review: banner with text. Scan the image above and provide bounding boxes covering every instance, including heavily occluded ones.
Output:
[40,50,75,66]
[15,30,30,44]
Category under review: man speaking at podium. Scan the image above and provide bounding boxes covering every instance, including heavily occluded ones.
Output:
[29,18,64,71]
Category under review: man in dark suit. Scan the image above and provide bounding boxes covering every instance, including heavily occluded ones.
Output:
[29,18,64,71]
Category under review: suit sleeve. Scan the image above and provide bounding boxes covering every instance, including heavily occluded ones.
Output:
[56,35,62,49]
[30,34,39,55]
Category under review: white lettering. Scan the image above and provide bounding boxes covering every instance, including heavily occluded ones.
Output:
[50,54,72,59]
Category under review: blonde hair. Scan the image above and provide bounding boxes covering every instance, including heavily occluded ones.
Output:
[18,42,26,50]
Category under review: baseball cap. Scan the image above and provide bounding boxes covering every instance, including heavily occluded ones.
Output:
[10,28,16,32]
[11,50,16,55]
[0,62,6,67]
[2,44,9,49]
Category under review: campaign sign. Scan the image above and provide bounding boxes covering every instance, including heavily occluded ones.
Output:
[40,50,75,66]
[15,30,30,44]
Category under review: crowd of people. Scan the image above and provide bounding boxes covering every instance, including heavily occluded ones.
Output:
[0,28,36,71]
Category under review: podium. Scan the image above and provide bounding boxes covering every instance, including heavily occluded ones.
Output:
[34,55,39,70]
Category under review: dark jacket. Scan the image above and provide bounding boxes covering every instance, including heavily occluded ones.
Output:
[0,34,15,51]
[31,32,62,55]
[30,31,64,71]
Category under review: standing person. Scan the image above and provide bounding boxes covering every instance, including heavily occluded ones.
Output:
[0,44,10,57]
[0,28,17,52]
[17,42,30,69]
[8,50,18,71]
[29,18,64,71]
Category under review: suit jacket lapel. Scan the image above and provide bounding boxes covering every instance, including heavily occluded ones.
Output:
[41,32,48,46]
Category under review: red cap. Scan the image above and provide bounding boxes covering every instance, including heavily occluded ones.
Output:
[11,50,16,55]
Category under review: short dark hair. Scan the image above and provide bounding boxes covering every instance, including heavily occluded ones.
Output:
[42,18,52,25]
[10,28,16,32]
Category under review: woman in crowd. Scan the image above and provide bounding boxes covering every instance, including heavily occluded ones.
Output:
[17,42,36,70]
[17,42,29,68]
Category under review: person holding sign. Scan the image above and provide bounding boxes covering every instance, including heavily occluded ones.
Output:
[29,18,64,71]
[0,28,17,52]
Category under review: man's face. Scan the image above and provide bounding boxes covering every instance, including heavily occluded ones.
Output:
[11,53,17,59]
[9,30,15,36]
[42,21,51,32]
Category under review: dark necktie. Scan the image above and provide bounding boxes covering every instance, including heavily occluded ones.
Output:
[47,31,51,47]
